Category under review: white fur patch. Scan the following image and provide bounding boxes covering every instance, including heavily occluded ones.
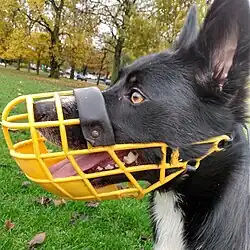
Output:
[152,191,185,250]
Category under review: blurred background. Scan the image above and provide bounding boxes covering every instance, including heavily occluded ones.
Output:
[0,0,211,85]
[0,1,214,249]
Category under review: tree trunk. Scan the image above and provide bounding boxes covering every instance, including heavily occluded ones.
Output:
[16,58,21,70]
[82,65,87,75]
[70,65,75,79]
[97,74,101,86]
[48,32,61,79]
[111,38,123,82]
[97,50,107,86]
[36,59,40,75]
[49,54,60,78]
[48,2,64,79]
[28,62,31,73]
[4,59,7,68]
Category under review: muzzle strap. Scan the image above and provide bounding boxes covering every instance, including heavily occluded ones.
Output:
[74,87,115,146]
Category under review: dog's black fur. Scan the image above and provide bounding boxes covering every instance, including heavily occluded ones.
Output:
[34,0,250,248]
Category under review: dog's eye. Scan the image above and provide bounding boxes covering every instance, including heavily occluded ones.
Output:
[130,91,145,104]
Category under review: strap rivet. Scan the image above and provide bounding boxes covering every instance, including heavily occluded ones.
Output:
[91,129,100,138]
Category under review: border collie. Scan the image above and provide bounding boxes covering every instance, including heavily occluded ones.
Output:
[34,0,250,249]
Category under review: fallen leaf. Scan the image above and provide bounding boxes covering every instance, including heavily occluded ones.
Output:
[22,181,31,187]
[53,199,66,207]
[139,234,152,242]
[123,151,138,165]
[5,220,15,231]
[85,201,100,208]
[70,212,89,225]
[28,232,46,248]
[35,196,52,206]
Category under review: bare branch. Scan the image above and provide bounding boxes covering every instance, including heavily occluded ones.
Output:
[104,47,115,54]
[58,0,65,11]
[39,16,53,33]
[59,31,70,37]
[19,9,53,33]
[48,0,59,11]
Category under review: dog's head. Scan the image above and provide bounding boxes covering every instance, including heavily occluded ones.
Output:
[34,0,250,187]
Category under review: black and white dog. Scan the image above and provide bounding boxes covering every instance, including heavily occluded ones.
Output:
[34,0,250,249]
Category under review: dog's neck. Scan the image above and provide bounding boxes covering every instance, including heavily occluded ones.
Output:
[152,191,186,250]
[151,125,249,249]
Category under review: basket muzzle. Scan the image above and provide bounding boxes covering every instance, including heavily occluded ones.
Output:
[1,87,231,201]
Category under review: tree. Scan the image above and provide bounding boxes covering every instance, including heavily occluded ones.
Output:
[96,49,107,85]
[112,0,209,67]
[4,29,30,70]
[0,0,209,80]
[18,0,99,78]
[62,2,98,79]
[98,0,208,81]
[124,13,162,59]
[63,32,92,79]
[98,0,139,82]
[28,32,50,75]
[18,0,68,78]
[0,0,30,68]
[153,0,209,47]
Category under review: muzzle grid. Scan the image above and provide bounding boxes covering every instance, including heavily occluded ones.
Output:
[2,90,231,201]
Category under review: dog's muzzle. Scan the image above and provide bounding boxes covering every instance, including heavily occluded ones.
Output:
[1,87,231,201]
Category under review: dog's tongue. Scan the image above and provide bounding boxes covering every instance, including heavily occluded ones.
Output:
[50,152,125,178]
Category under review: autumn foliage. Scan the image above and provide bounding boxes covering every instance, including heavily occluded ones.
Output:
[0,0,209,79]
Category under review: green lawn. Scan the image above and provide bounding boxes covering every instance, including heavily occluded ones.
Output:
[0,67,152,250]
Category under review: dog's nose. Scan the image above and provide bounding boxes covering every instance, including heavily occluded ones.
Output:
[33,100,55,122]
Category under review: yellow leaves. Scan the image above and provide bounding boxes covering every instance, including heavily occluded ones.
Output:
[28,32,50,62]
[4,29,29,60]
[124,14,161,58]
[63,32,92,67]
[0,26,50,63]
[0,0,20,13]
[27,0,45,12]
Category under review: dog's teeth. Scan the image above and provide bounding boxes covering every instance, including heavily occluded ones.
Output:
[114,163,125,168]
[96,166,103,171]
[123,151,138,165]
[105,164,114,170]
[116,183,127,190]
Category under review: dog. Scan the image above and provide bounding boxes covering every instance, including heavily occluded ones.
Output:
[34,0,250,249]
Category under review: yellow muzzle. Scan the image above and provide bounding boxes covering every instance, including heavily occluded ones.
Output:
[1,90,231,201]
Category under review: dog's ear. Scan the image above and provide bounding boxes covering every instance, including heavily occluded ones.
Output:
[173,4,198,50]
[195,0,250,90]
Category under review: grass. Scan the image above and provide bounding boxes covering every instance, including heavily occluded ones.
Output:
[0,67,153,250]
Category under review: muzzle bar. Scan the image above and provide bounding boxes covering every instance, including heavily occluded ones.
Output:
[74,87,115,146]
[1,90,231,201]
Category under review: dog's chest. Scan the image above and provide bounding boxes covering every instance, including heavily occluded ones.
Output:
[152,191,186,250]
